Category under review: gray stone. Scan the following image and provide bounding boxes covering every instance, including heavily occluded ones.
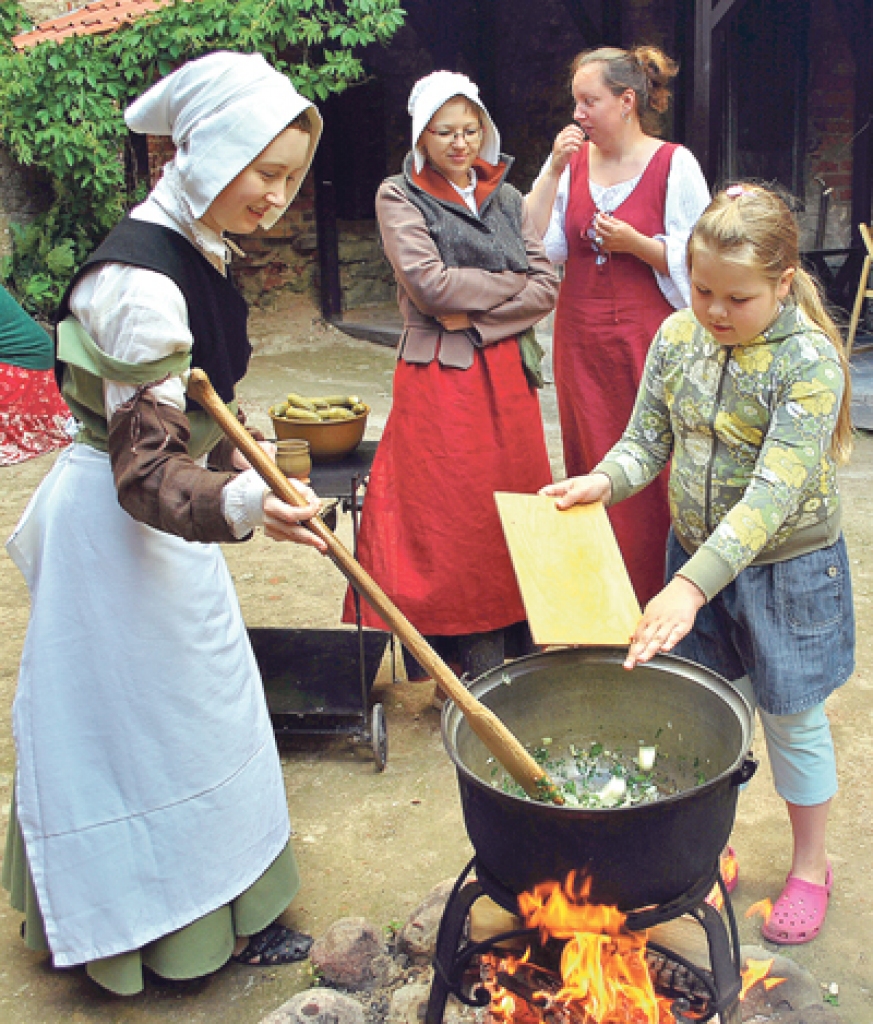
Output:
[369,951,405,988]
[753,1008,845,1024]
[310,917,386,990]
[387,980,431,1024]
[443,995,482,1024]
[739,945,824,1019]
[259,987,366,1024]
[398,879,456,959]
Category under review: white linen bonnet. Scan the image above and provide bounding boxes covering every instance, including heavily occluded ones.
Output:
[408,71,500,173]
[125,51,322,230]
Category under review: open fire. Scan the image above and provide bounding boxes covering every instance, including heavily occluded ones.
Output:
[476,872,783,1024]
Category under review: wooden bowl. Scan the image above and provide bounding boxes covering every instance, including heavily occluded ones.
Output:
[270,407,369,463]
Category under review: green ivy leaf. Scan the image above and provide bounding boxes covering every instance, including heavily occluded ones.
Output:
[0,0,404,310]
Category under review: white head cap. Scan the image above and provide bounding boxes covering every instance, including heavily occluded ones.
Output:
[125,51,322,230]
[407,71,500,174]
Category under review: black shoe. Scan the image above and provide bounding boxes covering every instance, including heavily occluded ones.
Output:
[231,923,313,965]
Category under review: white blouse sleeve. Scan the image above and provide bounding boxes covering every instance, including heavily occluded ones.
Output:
[69,263,192,417]
[68,263,267,539]
[532,157,571,265]
[653,146,711,309]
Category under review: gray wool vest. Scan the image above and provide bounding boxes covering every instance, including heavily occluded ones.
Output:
[389,153,529,273]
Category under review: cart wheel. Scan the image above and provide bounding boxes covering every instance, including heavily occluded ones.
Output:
[371,703,388,771]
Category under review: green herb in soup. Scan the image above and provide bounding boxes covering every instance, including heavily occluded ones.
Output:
[488,739,709,807]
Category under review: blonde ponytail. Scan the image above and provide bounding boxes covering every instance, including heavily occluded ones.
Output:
[790,267,853,463]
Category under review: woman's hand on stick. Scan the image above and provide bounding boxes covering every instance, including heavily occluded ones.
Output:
[263,480,328,551]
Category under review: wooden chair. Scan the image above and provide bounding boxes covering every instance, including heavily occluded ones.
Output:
[846,223,873,360]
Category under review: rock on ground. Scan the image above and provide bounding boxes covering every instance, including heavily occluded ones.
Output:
[397,880,456,960]
[311,918,386,990]
[260,988,366,1024]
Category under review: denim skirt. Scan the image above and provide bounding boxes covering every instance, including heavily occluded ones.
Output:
[667,531,855,715]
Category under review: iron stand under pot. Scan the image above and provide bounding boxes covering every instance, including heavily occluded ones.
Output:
[425,856,744,1024]
[429,648,758,1024]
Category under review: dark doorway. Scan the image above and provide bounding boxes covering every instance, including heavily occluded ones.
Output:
[713,0,810,194]
[320,78,388,221]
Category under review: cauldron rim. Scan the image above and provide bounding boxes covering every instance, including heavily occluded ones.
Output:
[441,646,754,813]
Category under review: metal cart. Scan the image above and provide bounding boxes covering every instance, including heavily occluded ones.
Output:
[249,440,393,770]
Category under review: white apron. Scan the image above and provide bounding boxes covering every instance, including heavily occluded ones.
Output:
[6,443,290,967]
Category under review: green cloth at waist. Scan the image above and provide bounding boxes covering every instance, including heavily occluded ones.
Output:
[57,315,228,458]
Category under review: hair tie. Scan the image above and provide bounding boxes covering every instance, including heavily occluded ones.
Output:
[725,185,746,199]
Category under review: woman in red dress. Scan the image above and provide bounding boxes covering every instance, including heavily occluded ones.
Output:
[527,46,710,605]
[343,71,558,698]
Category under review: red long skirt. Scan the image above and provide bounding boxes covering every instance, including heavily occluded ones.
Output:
[0,364,70,466]
[342,339,552,635]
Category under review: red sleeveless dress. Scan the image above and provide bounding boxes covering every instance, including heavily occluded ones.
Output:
[553,142,676,605]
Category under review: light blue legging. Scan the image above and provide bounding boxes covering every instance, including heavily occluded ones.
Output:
[732,676,837,806]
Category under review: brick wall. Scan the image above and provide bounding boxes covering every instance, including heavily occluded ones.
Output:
[804,0,854,247]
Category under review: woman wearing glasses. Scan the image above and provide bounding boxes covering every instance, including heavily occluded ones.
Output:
[343,71,558,700]
[527,46,709,605]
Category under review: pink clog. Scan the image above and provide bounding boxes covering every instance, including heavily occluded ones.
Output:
[761,863,833,945]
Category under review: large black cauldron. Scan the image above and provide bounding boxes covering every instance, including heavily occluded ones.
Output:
[442,648,756,911]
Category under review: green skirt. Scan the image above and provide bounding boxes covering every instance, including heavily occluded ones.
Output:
[2,792,301,995]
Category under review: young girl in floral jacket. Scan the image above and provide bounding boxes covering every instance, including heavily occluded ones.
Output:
[543,183,854,946]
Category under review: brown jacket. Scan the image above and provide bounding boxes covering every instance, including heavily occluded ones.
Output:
[376,180,559,370]
[108,391,262,544]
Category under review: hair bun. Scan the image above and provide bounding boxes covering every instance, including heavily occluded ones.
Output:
[632,45,678,113]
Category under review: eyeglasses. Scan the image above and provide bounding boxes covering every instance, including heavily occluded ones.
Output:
[426,127,483,144]
[585,214,609,266]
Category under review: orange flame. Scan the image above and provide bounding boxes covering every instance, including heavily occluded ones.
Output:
[745,898,774,924]
[721,848,739,890]
[481,873,786,1023]
[705,847,739,912]
[739,957,786,1000]
[488,873,675,1024]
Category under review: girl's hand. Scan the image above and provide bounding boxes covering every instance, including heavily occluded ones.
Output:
[539,472,612,509]
[232,438,276,472]
[550,125,587,176]
[623,575,707,669]
[593,213,643,255]
[437,312,473,331]
[262,480,328,551]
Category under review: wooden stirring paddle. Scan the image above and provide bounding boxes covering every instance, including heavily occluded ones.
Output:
[187,369,564,805]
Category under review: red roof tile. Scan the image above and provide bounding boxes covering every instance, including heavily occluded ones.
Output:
[13,0,185,50]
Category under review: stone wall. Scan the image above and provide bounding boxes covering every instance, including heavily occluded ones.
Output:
[0,1,67,257]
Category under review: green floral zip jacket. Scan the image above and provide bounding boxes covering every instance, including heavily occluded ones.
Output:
[596,303,845,600]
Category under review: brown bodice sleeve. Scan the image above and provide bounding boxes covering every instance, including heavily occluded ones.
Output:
[108,390,243,544]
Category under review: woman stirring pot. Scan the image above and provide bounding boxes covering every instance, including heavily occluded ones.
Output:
[527,46,710,605]
[343,72,558,700]
[4,53,328,993]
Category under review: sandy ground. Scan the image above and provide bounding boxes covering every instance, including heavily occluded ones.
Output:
[0,314,871,1023]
